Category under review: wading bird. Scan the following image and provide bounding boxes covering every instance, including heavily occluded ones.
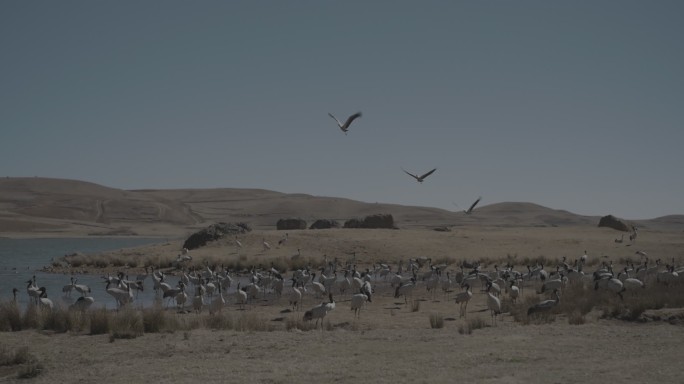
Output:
[303,293,336,328]
[527,289,560,316]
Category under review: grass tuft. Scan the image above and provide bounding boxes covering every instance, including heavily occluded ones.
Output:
[110,308,144,339]
[410,300,420,312]
[0,302,23,332]
[429,312,444,329]
[89,308,110,335]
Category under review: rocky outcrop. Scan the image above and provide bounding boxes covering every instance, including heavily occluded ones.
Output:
[344,214,395,229]
[183,222,251,250]
[363,214,395,229]
[309,219,340,229]
[343,218,364,229]
[598,215,631,232]
[276,218,307,230]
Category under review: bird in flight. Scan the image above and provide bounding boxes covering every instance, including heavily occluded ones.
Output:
[328,112,362,135]
[463,196,482,215]
[402,167,437,183]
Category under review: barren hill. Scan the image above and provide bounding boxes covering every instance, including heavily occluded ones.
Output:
[0,177,671,237]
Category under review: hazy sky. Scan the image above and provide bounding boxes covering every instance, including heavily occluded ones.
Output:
[2,1,682,220]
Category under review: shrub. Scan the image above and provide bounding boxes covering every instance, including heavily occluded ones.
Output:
[22,305,41,330]
[89,308,110,335]
[410,300,420,313]
[458,317,486,334]
[111,308,144,339]
[234,313,273,332]
[429,313,444,329]
[0,302,22,331]
[205,313,234,330]
[142,305,167,333]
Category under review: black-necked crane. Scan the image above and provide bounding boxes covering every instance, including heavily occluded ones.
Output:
[303,293,336,328]
[69,277,91,297]
[401,167,437,183]
[328,111,362,135]
[163,282,184,307]
[617,271,645,293]
[454,284,473,318]
[594,275,625,300]
[236,282,248,310]
[192,284,205,314]
[37,287,53,310]
[486,282,502,326]
[177,248,192,263]
[176,282,188,310]
[26,278,40,305]
[509,280,520,304]
[350,289,369,318]
[289,279,302,311]
[210,281,226,314]
[106,280,132,308]
[463,196,482,215]
[394,278,416,304]
[527,289,560,316]
[70,296,95,311]
[278,233,289,247]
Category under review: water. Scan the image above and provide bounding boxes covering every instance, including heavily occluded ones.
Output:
[0,237,172,310]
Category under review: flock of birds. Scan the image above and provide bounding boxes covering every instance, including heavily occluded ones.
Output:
[329,111,481,213]
[11,242,683,328]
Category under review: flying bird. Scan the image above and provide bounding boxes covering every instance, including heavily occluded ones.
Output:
[328,112,362,135]
[463,196,481,215]
[402,167,437,183]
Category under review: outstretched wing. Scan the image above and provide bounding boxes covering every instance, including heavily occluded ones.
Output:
[342,112,362,130]
[401,168,419,180]
[419,168,437,180]
[328,113,343,128]
[467,196,482,213]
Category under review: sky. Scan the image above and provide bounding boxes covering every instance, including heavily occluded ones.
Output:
[1,1,683,220]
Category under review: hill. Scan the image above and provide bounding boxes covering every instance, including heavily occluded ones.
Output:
[0,177,675,237]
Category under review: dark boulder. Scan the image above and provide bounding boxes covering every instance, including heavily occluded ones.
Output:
[309,219,340,229]
[597,215,631,232]
[276,218,307,230]
[183,222,251,250]
[343,218,364,228]
[363,214,395,229]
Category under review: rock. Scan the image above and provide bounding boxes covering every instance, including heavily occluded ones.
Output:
[343,218,364,229]
[363,214,395,229]
[597,215,631,232]
[433,226,451,232]
[309,219,340,229]
[183,222,251,250]
[276,218,307,230]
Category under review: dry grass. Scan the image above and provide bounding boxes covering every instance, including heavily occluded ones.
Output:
[509,278,684,325]
[110,308,144,339]
[458,316,486,334]
[0,345,43,379]
[429,312,444,329]
[0,302,22,332]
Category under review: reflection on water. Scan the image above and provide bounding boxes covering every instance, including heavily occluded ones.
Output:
[0,237,175,309]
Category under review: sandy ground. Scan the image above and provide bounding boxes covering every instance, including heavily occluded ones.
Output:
[3,225,684,383]
[1,303,683,383]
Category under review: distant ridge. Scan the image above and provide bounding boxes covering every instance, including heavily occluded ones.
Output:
[0,177,678,236]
